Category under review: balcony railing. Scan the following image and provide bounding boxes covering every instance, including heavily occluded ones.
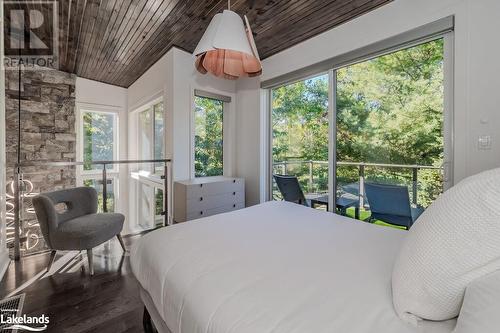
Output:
[9,159,172,260]
[273,160,443,208]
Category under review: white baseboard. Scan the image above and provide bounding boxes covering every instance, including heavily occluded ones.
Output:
[0,249,10,281]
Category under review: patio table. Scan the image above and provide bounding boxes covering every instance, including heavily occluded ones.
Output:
[307,194,360,219]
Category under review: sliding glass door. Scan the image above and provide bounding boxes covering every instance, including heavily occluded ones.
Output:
[333,38,451,222]
[269,34,453,228]
[271,74,330,207]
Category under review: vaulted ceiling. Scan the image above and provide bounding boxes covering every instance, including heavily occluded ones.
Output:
[53,0,393,87]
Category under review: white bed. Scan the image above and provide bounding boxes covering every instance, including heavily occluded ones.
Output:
[131,201,456,333]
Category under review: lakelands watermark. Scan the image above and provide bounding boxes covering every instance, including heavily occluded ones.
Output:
[1,310,49,331]
[3,0,59,70]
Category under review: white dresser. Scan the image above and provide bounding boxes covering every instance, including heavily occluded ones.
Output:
[173,176,245,223]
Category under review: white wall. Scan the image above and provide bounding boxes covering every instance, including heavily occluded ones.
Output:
[127,51,171,114]
[235,0,500,204]
[170,48,237,181]
[75,77,129,221]
[235,78,262,205]
[128,48,236,179]
[128,47,237,215]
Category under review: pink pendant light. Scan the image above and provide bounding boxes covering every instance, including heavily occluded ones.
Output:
[193,1,262,80]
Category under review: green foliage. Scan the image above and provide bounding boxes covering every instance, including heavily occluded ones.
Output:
[83,112,114,170]
[336,39,444,167]
[83,179,115,212]
[155,189,163,217]
[272,39,445,207]
[194,96,224,177]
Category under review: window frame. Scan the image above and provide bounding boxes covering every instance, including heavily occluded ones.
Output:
[129,97,165,231]
[78,106,120,175]
[131,97,165,173]
[265,31,455,210]
[76,103,121,213]
[191,90,232,179]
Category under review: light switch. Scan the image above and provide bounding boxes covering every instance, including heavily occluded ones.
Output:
[478,135,492,150]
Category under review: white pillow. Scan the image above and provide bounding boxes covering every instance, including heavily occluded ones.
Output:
[392,168,500,323]
[453,270,500,333]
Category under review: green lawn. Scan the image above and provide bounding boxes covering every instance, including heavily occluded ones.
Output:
[344,207,407,230]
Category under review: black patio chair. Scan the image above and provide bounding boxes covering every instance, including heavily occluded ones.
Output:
[273,174,309,207]
[364,182,424,229]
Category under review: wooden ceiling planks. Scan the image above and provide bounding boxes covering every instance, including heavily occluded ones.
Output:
[51,0,393,87]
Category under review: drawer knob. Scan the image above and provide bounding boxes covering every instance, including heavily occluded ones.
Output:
[233,179,236,183]
[199,197,203,201]
[200,211,203,215]
[233,204,236,208]
[200,184,203,188]
[233,192,236,195]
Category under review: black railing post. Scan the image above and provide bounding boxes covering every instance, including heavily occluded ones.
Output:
[163,163,169,226]
[309,161,314,193]
[412,167,418,205]
[102,164,108,213]
[359,164,365,208]
[13,169,21,260]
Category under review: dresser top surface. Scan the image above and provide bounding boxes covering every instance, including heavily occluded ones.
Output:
[175,176,243,186]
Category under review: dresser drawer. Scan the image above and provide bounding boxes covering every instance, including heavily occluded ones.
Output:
[206,201,245,216]
[185,178,243,199]
[185,184,204,199]
[186,191,244,213]
[186,201,245,221]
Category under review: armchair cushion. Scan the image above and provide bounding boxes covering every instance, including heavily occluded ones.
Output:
[53,213,124,250]
[33,187,99,248]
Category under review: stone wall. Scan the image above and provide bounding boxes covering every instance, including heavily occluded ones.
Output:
[5,68,76,255]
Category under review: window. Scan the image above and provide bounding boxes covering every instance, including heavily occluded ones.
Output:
[271,74,329,200]
[268,34,453,229]
[335,39,445,209]
[82,111,117,170]
[138,101,164,170]
[194,95,224,177]
[132,100,165,230]
[154,103,165,164]
[139,108,152,161]
[79,109,119,213]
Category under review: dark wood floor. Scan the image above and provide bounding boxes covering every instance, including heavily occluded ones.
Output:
[0,235,145,333]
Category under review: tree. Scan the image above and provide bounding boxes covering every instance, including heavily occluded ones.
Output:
[272,39,444,207]
[194,96,224,177]
[83,112,114,170]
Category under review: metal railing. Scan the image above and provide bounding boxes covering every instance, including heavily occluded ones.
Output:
[273,160,443,207]
[11,159,171,260]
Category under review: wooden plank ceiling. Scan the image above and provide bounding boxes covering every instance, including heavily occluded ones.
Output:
[54,0,393,87]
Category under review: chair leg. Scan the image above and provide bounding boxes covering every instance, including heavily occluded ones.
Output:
[117,234,126,252]
[87,249,94,276]
[46,250,57,273]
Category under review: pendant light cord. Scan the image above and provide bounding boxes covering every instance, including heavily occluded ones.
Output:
[228,0,230,10]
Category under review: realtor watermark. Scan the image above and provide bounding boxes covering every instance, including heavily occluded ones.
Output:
[3,0,59,70]
[1,310,49,331]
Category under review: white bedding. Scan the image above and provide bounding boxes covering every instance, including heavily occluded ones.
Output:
[131,201,456,333]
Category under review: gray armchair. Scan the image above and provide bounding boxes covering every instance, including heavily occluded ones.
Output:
[32,187,126,275]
